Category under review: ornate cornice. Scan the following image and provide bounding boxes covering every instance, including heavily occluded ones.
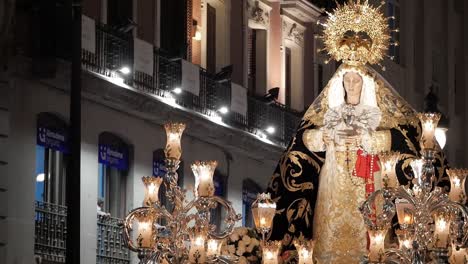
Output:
[282,15,306,47]
[246,0,272,29]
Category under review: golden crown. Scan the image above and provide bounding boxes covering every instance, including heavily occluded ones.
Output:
[317,0,395,66]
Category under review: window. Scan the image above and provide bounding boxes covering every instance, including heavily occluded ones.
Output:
[210,170,227,230]
[242,179,263,227]
[247,28,267,96]
[98,132,130,218]
[206,4,217,73]
[35,113,69,205]
[386,0,400,64]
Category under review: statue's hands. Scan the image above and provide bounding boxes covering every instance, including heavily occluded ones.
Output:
[322,130,333,145]
[336,129,360,145]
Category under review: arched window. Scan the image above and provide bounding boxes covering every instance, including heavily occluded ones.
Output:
[35,112,69,205]
[98,132,131,218]
[242,179,263,227]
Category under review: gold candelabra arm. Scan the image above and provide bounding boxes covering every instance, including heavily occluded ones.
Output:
[205,196,242,240]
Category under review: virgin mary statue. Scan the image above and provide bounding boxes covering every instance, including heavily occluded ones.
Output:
[266,1,448,263]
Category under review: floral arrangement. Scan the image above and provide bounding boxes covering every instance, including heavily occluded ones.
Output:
[221,227,262,264]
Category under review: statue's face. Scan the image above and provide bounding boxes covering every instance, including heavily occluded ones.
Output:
[343,72,363,100]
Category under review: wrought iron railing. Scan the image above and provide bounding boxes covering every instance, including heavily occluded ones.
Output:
[34,202,130,264]
[80,22,302,146]
[34,201,67,263]
[96,216,130,264]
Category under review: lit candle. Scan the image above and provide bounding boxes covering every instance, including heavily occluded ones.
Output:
[396,229,414,250]
[379,151,401,188]
[262,241,281,264]
[164,122,186,160]
[450,245,467,264]
[417,113,441,150]
[189,235,207,263]
[368,228,387,262]
[395,199,414,228]
[191,161,217,197]
[433,212,451,248]
[447,169,467,203]
[136,214,155,249]
[294,240,315,264]
[252,193,277,233]
[142,176,163,206]
[206,239,221,257]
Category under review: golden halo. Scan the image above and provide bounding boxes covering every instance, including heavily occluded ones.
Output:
[320,0,391,66]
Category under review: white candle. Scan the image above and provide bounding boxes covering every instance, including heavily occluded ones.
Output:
[191,161,217,197]
[368,228,387,262]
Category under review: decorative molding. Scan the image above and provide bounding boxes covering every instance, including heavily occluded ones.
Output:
[246,0,272,30]
[280,0,323,24]
[282,16,306,47]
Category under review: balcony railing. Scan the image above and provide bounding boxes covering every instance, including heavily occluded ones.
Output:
[34,201,67,263]
[96,216,130,264]
[34,202,130,264]
[81,23,302,146]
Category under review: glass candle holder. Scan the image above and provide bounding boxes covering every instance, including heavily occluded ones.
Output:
[262,241,281,264]
[135,212,156,249]
[435,127,448,150]
[191,161,217,197]
[410,159,424,189]
[417,112,441,151]
[447,169,467,203]
[433,211,452,248]
[368,227,387,262]
[142,176,163,206]
[379,151,401,188]
[189,235,207,263]
[294,239,315,264]
[164,122,186,160]
[396,229,414,250]
[450,244,467,264]
[395,198,414,228]
[206,239,222,257]
[251,193,277,235]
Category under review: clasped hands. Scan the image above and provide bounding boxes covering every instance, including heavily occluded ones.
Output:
[323,129,361,146]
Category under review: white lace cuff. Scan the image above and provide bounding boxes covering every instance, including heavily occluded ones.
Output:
[303,129,326,152]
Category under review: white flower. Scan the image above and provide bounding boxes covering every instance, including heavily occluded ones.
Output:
[239,256,248,264]
[238,241,245,248]
[242,235,251,245]
[227,245,236,254]
[246,243,256,253]
[251,238,260,246]
[230,232,240,242]
[236,245,246,256]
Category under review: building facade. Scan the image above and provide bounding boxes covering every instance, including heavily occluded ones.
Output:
[0,0,467,264]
